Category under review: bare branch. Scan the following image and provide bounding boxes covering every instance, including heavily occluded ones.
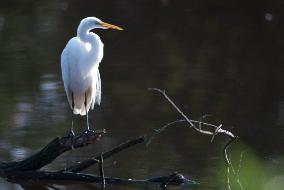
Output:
[211,124,223,143]
[146,120,186,146]
[148,88,237,138]
[149,88,241,190]
[148,88,194,127]
[61,136,145,172]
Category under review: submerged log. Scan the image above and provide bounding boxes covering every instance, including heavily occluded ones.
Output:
[7,171,198,187]
[0,130,198,189]
[61,136,145,172]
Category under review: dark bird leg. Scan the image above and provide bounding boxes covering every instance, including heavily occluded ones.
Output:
[68,92,76,137]
[68,93,75,149]
[85,93,91,132]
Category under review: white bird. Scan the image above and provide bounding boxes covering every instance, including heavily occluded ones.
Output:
[61,17,123,135]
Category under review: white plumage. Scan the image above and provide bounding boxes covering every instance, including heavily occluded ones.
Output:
[60,17,122,122]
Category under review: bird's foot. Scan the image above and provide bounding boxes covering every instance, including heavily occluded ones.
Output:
[68,130,76,138]
[84,127,95,134]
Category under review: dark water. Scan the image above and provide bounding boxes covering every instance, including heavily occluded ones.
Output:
[0,0,284,189]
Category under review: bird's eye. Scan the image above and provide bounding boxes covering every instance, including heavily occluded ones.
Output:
[94,21,101,25]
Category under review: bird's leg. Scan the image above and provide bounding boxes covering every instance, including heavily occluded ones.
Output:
[85,93,91,133]
[68,92,76,137]
[69,111,75,137]
[68,92,75,150]
[69,110,75,150]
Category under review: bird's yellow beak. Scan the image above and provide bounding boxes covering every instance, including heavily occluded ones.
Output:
[101,22,123,30]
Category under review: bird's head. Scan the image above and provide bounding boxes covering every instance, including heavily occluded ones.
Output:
[79,17,123,31]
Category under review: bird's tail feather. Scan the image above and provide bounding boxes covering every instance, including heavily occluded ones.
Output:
[73,106,87,115]
[72,89,92,116]
[95,69,101,106]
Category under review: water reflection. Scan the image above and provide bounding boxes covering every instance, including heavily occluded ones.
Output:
[10,146,29,161]
[0,16,5,31]
[12,102,32,128]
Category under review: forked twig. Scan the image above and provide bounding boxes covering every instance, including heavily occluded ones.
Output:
[148,88,241,190]
[148,88,237,138]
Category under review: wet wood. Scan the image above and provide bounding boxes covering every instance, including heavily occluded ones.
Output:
[7,171,198,187]
[0,129,106,173]
[61,136,145,172]
[0,131,197,189]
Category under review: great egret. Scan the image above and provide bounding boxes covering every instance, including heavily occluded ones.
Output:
[61,17,123,136]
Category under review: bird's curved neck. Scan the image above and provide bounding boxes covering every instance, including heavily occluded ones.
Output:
[77,25,94,42]
[76,27,103,76]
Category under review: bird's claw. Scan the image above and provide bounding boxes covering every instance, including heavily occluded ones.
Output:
[68,130,76,138]
[84,128,94,134]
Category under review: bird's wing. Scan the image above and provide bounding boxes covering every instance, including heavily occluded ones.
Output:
[90,68,101,110]
[61,37,80,108]
[95,69,101,105]
[61,47,72,108]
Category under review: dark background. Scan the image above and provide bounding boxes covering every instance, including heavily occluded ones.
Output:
[0,0,283,189]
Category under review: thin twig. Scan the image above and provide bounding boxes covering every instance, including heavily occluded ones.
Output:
[149,88,240,190]
[210,124,223,143]
[236,151,245,190]
[148,88,236,137]
[61,136,145,172]
[223,138,236,167]
[148,88,194,127]
[226,166,232,190]
[146,120,186,146]
[99,153,106,189]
